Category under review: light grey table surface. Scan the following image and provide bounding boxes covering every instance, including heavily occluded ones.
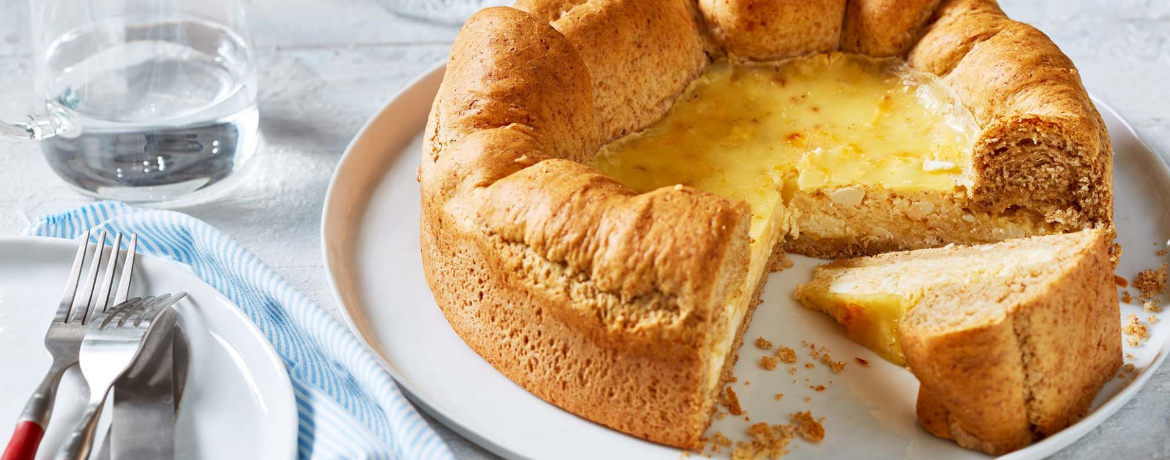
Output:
[0,1,1167,459]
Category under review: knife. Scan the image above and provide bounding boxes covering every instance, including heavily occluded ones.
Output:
[94,321,189,460]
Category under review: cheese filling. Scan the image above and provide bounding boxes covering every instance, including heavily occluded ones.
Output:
[588,53,980,372]
[801,245,1056,365]
[592,53,979,237]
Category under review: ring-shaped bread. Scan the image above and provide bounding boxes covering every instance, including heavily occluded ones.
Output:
[419,0,1112,450]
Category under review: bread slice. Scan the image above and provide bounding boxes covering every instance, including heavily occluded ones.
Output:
[795,228,1121,454]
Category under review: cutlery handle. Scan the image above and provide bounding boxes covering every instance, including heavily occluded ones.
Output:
[3,362,70,460]
[1,422,44,460]
[54,396,107,460]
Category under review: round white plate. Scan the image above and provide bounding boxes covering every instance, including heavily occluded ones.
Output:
[322,64,1170,460]
[0,237,298,460]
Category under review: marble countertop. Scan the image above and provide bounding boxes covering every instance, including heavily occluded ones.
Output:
[0,1,1167,458]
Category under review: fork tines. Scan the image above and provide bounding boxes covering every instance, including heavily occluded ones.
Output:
[57,231,139,326]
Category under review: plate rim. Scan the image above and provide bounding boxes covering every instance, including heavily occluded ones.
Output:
[320,60,531,459]
[0,235,299,460]
[321,63,1170,460]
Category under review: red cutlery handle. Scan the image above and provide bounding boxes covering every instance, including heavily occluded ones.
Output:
[1,421,45,460]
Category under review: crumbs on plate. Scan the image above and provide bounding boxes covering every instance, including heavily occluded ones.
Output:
[721,386,744,416]
[1133,263,1168,301]
[1123,313,1150,347]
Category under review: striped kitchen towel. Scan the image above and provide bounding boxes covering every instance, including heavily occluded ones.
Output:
[26,201,454,460]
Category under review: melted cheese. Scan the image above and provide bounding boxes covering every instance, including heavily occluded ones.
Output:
[802,245,1056,365]
[798,290,914,365]
[588,53,980,373]
[591,52,979,241]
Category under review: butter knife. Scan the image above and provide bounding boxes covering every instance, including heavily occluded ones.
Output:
[95,320,189,460]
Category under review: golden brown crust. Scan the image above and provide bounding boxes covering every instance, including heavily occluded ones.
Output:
[841,0,943,56]
[901,228,1121,454]
[697,0,847,60]
[420,0,1116,451]
[909,0,1112,227]
[428,7,598,164]
[422,7,754,448]
[515,0,710,142]
[783,187,1065,259]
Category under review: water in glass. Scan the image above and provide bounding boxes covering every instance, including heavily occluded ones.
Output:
[40,18,258,202]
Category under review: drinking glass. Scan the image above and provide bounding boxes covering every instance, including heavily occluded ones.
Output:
[381,0,512,25]
[1,0,259,202]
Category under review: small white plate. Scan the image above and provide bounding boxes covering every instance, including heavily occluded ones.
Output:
[0,237,298,460]
[322,64,1170,460]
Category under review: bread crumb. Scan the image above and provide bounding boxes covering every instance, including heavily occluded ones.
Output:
[810,385,825,392]
[1123,314,1149,347]
[1122,291,1133,303]
[730,423,794,460]
[1125,353,1135,360]
[803,397,811,403]
[774,393,784,401]
[1150,315,1160,325]
[821,355,846,373]
[1133,263,1168,300]
[855,357,869,367]
[755,337,773,350]
[1144,300,1162,313]
[789,411,825,443]
[721,386,744,416]
[776,346,797,363]
[1117,362,1137,381]
[728,376,738,383]
[745,381,751,386]
[801,342,846,372]
[761,356,778,370]
[714,411,727,421]
[701,431,733,454]
[1110,243,1123,269]
[804,362,815,369]
[787,366,797,375]
[1158,249,1167,257]
[1115,275,1129,288]
[728,412,827,460]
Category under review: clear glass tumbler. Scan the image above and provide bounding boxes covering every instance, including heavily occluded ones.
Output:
[1,0,259,203]
[381,0,512,26]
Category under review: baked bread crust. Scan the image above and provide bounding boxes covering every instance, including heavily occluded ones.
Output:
[842,0,944,56]
[698,0,847,60]
[901,228,1121,454]
[794,228,1121,454]
[419,0,1114,449]
[422,6,754,447]
[909,0,1112,227]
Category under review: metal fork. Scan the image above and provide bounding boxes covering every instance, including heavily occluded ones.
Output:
[54,293,186,460]
[1,231,137,460]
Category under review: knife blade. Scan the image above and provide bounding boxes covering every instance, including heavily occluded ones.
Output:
[95,320,189,460]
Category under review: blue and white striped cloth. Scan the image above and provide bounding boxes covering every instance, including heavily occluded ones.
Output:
[25,201,454,460]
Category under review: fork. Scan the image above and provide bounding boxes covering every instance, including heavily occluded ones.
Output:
[1,231,137,460]
[53,293,186,460]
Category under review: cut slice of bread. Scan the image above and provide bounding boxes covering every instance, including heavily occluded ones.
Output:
[795,228,1121,454]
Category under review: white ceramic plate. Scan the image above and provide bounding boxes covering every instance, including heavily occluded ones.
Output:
[322,64,1170,460]
[0,237,298,460]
